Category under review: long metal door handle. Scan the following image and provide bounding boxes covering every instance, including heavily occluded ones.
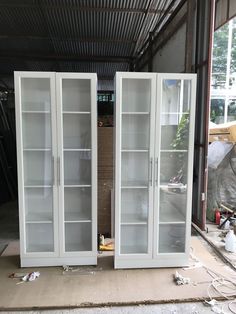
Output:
[57,157,60,185]
[149,158,153,186]
[52,156,55,186]
[155,157,158,185]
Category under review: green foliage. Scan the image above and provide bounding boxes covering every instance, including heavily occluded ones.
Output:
[171,113,189,150]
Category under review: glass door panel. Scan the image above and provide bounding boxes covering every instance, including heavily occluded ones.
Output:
[121,152,149,187]
[63,114,91,149]
[159,224,185,253]
[157,78,192,254]
[62,79,91,112]
[122,79,151,112]
[120,225,148,254]
[21,78,51,111]
[121,189,148,223]
[122,114,149,150]
[60,77,93,254]
[20,76,55,254]
[119,76,154,256]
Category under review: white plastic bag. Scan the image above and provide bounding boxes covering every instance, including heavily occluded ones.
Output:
[225,230,236,253]
[208,141,233,169]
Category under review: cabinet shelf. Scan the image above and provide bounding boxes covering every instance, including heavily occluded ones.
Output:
[26,212,53,222]
[23,148,51,151]
[122,112,149,115]
[63,148,91,152]
[121,149,149,153]
[22,110,50,114]
[63,111,91,114]
[26,220,53,224]
[121,214,147,225]
[64,184,91,188]
[160,149,188,153]
[65,211,91,222]
[161,112,189,115]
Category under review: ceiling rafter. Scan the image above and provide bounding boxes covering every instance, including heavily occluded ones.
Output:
[0,35,136,44]
[0,3,173,14]
[0,53,132,63]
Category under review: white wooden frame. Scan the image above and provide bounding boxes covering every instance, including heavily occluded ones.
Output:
[114,72,196,269]
[15,71,97,267]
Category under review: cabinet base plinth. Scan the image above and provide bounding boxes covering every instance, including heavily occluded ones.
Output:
[20,256,97,267]
[114,255,189,269]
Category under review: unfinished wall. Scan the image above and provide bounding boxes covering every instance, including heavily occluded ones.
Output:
[98,127,113,236]
[152,23,186,73]
[215,0,236,29]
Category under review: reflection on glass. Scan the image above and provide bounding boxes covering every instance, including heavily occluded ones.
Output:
[65,222,92,251]
[21,78,51,111]
[122,79,151,112]
[64,187,91,221]
[25,187,53,221]
[121,189,148,223]
[62,79,91,112]
[121,152,148,186]
[22,113,52,149]
[120,225,148,254]
[160,152,188,185]
[159,187,187,223]
[122,115,149,150]
[63,114,91,149]
[64,151,91,185]
[159,224,185,253]
[26,223,54,252]
[23,151,52,186]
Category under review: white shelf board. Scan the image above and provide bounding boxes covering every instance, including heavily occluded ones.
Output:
[121,149,149,153]
[23,148,52,151]
[22,110,50,114]
[160,149,188,153]
[63,148,91,151]
[63,111,91,114]
[122,112,149,115]
[26,220,53,224]
[161,112,189,115]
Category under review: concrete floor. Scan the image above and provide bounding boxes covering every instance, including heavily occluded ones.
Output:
[3,301,236,314]
[0,201,235,313]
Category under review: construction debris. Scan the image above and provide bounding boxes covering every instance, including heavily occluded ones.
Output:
[173,271,190,285]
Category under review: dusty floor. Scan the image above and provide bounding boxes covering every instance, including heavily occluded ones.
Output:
[0,201,235,312]
[2,300,236,314]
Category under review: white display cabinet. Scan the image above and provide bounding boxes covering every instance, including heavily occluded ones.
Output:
[15,72,97,267]
[114,72,196,268]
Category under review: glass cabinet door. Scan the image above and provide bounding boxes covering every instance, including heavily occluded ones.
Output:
[57,74,96,254]
[118,75,156,256]
[155,75,195,254]
[19,74,57,254]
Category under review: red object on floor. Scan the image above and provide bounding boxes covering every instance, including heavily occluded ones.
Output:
[215,209,221,225]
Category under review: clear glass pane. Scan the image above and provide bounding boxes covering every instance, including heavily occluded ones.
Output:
[62,79,91,112]
[21,78,51,111]
[160,152,188,185]
[122,114,150,150]
[23,151,52,186]
[159,187,187,223]
[25,187,53,221]
[22,113,51,149]
[159,224,185,253]
[64,187,91,221]
[122,79,151,112]
[64,151,91,185]
[121,189,148,223]
[63,114,91,149]
[65,222,92,251]
[120,225,148,254]
[121,152,148,186]
[26,223,54,252]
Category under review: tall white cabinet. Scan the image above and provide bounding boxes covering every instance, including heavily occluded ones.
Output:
[14,72,97,267]
[114,72,196,269]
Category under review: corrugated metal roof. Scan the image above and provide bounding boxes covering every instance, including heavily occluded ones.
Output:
[0,0,182,90]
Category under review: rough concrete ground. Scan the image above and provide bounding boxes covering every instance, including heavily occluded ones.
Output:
[3,300,236,314]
